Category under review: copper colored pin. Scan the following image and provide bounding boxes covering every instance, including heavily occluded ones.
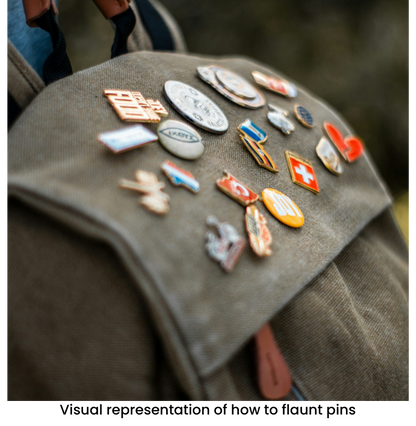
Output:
[104,89,168,123]
[119,170,170,215]
[255,323,292,400]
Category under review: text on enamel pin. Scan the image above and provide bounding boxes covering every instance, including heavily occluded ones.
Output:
[104,89,168,123]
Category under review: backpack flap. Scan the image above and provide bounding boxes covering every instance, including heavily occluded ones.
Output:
[8,51,399,400]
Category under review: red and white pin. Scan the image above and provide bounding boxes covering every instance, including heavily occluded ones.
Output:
[285,151,320,194]
[323,122,364,163]
[216,171,259,206]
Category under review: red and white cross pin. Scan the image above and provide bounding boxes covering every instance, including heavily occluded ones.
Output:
[285,151,320,194]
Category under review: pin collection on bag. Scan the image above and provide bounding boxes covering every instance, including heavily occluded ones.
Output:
[101,65,365,400]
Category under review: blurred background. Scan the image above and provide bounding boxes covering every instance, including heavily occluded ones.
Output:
[58,0,408,243]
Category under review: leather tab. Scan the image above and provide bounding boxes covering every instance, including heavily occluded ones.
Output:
[22,0,58,28]
[93,0,131,20]
[255,323,292,400]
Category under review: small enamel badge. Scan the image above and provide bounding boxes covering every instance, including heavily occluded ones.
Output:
[238,118,268,143]
[285,151,320,193]
[216,171,259,206]
[197,66,265,109]
[119,170,170,215]
[323,121,364,162]
[240,136,278,173]
[161,160,200,193]
[252,71,297,98]
[104,89,168,123]
[237,120,278,173]
[294,104,314,128]
[262,188,304,228]
[267,104,295,135]
[205,215,246,272]
[98,125,158,153]
[245,205,272,256]
[316,137,343,175]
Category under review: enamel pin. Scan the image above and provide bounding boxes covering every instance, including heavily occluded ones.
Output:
[267,104,295,135]
[119,170,170,215]
[197,66,265,109]
[237,120,278,172]
[285,151,320,193]
[205,215,246,272]
[323,121,364,162]
[216,171,259,206]
[245,205,272,256]
[157,120,205,160]
[238,118,268,143]
[98,125,158,153]
[262,188,304,228]
[294,104,314,128]
[104,89,168,123]
[316,137,343,175]
[164,81,228,133]
[251,70,297,98]
[161,160,200,193]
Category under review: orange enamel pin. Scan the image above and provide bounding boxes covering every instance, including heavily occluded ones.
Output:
[262,188,304,228]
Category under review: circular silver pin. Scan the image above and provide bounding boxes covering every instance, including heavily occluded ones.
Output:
[215,69,257,99]
[157,120,205,160]
[197,66,265,109]
[164,81,229,134]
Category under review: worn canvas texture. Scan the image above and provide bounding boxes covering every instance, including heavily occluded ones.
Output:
[8,51,408,400]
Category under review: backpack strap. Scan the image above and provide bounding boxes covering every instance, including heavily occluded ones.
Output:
[8,40,45,128]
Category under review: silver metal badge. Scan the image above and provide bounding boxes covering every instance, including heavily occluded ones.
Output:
[197,66,265,109]
[163,81,229,134]
[267,107,295,135]
[205,215,246,272]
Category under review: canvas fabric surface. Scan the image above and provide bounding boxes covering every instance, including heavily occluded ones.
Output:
[8,51,408,400]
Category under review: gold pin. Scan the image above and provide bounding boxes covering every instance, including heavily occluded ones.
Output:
[245,205,272,257]
[119,170,170,215]
[104,89,168,123]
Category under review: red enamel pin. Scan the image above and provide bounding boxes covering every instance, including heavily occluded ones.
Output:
[285,151,320,194]
[323,122,364,162]
[216,171,259,206]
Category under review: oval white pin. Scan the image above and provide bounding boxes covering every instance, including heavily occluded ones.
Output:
[158,120,205,160]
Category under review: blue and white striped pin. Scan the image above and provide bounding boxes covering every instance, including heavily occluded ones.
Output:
[161,160,200,193]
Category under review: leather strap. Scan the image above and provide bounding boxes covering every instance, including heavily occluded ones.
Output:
[22,1,132,25]
[22,0,58,28]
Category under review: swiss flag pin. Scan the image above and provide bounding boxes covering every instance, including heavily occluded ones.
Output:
[285,151,320,194]
[323,122,365,162]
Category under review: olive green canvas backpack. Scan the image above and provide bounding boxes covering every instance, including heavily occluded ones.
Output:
[8,0,408,401]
